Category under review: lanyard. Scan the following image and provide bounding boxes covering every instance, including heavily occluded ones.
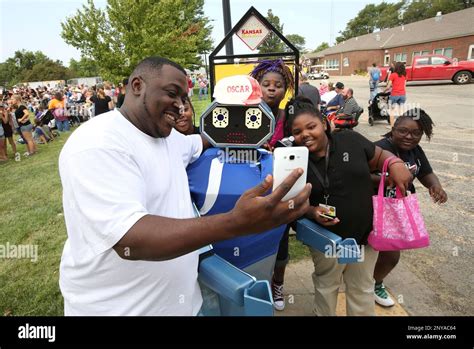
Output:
[308,142,331,203]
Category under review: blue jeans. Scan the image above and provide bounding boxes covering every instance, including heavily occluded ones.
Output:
[198,87,207,100]
[369,80,379,101]
[56,119,70,132]
[389,95,406,105]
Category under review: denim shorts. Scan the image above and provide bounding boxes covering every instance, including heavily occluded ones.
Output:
[0,124,4,138]
[20,124,34,133]
[389,95,406,105]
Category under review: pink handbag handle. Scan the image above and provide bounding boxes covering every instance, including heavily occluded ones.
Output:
[376,156,421,240]
[377,156,397,196]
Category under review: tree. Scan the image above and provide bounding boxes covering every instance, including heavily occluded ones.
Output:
[69,56,100,77]
[286,34,306,52]
[0,50,68,87]
[258,9,285,54]
[313,42,329,53]
[61,0,213,81]
[401,0,470,24]
[20,60,71,82]
[336,0,472,43]
[336,2,404,43]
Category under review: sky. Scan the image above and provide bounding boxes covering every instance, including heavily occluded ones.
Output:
[0,0,393,65]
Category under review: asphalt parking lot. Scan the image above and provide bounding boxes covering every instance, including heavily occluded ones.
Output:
[309,76,474,315]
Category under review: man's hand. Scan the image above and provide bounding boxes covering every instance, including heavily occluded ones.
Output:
[429,185,447,204]
[388,162,412,195]
[229,169,311,235]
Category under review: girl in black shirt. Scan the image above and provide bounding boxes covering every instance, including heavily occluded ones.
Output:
[286,96,412,315]
[372,108,447,307]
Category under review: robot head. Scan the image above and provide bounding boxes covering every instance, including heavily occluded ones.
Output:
[201,76,275,148]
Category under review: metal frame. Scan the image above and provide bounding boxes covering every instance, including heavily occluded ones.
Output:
[209,6,299,98]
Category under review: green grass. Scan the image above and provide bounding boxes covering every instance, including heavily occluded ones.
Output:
[0,99,310,316]
[288,235,311,262]
[190,92,211,125]
[0,131,72,316]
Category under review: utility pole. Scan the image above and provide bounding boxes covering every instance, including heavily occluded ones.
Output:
[222,0,234,59]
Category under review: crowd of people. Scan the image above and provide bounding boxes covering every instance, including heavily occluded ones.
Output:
[0,79,129,162]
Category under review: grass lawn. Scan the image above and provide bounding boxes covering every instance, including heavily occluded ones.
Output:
[0,98,309,316]
[0,131,71,316]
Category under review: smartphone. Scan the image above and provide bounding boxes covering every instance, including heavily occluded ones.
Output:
[273,146,309,201]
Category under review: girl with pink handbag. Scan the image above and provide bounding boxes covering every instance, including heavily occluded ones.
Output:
[371,108,447,307]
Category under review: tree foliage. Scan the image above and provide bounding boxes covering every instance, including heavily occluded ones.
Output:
[286,34,306,52]
[336,0,472,43]
[69,56,100,78]
[61,0,213,82]
[313,42,329,53]
[0,50,70,87]
[258,9,285,54]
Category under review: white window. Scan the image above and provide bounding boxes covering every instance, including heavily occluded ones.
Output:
[468,45,474,60]
[394,53,407,63]
[412,51,421,58]
[324,59,339,70]
[443,48,453,58]
[422,50,430,55]
[343,57,349,67]
[433,48,443,55]
[384,54,390,66]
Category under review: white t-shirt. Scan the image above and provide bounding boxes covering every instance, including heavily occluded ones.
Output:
[321,90,337,104]
[59,109,203,316]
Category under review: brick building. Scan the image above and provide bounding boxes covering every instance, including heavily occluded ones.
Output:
[311,7,474,76]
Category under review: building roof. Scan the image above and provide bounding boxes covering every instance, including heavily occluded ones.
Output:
[319,7,474,55]
[303,52,325,59]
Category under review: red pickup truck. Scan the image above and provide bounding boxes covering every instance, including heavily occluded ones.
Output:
[380,55,474,85]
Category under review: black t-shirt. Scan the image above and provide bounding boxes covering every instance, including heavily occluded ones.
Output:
[15,105,31,126]
[116,93,125,108]
[298,83,321,108]
[374,137,433,194]
[91,95,111,116]
[307,130,376,244]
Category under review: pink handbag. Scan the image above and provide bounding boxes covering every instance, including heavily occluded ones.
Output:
[368,156,430,251]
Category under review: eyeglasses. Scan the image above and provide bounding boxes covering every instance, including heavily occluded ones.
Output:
[394,127,423,138]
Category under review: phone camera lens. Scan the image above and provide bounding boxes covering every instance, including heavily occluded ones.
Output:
[289,155,295,160]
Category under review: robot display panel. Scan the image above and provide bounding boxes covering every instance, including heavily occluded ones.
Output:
[202,105,272,147]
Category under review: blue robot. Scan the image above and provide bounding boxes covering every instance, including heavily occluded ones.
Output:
[188,76,362,316]
[187,76,283,316]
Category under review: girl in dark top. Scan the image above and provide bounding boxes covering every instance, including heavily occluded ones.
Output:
[11,95,37,156]
[372,108,447,307]
[174,96,199,135]
[250,59,295,149]
[250,59,295,311]
[286,96,412,315]
[89,87,112,116]
[1,104,17,157]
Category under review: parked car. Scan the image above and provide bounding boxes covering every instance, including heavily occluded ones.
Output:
[308,71,329,80]
[380,55,474,85]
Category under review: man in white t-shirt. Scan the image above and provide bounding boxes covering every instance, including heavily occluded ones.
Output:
[59,57,311,316]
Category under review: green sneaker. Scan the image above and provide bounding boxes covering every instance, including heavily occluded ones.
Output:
[374,283,395,307]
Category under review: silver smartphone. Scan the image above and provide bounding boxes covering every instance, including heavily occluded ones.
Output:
[272,146,309,201]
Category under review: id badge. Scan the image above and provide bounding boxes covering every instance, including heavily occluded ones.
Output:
[318,203,336,218]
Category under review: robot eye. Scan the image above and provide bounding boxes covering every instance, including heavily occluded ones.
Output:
[245,108,262,129]
[212,107,229,128]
